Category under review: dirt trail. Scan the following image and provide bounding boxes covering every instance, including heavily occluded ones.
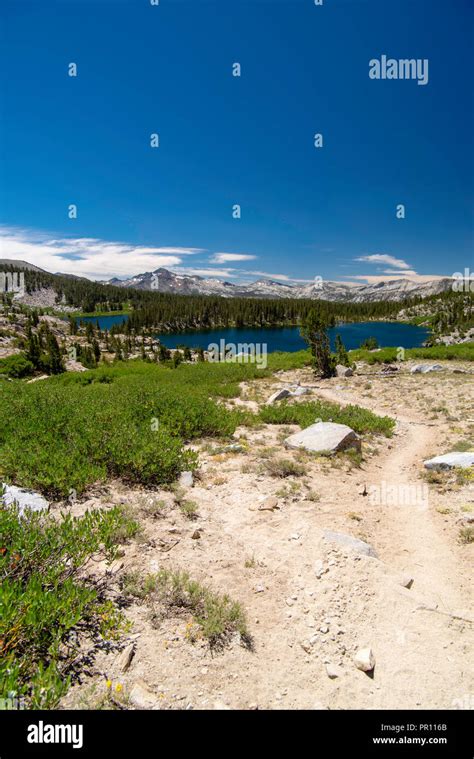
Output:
[313,385,471,610]
[66,369,473,711]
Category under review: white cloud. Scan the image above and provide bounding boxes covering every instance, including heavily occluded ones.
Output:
[247,270,292,282]
[347,273,447,284]
[356,254,411,270]
[171,267,236,279]
[210,253,257,264]
[0,226,203,280]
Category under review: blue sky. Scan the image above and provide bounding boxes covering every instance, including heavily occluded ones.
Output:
[0,0,472,284]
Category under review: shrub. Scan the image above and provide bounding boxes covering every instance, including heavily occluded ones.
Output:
[360,336,379,350]
[263,458,306,478]
[0,501,138,708]
[259,399,395,437]
[0,354,34,378]
[459,526,474,544]
[123,568,250,650]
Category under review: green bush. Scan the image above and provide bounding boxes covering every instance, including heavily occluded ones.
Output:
[0,362,256,497]
[0,502,138,708]
[259,399,395,437]
[349,343,474,364]
[123,568,251,650]
[0,354,34,378]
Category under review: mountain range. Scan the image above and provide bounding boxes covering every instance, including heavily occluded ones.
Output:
[103,267,452,303]
[0,259,453,303]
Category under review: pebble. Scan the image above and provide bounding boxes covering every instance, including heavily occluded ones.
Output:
[399,574,414,589]
[354,647,376,672]
[325,663,342,679]
[259,496,279,511]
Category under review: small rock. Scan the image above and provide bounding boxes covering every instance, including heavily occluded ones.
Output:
[258,496,279,511]
[116,643,135,673]
[254,584,265,593]
[266,388,291,404]
[354,647,376,672]
[336,364,353,378]
[325,663,342,679]
[411,364,444,374]
[314,559,326,578]
[179,471,194,488]
[399,574,414,589]
[191,529,201,540]
[289,386,311,397]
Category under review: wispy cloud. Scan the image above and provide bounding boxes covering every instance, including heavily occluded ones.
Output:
[210,252,257,264]
[356,254,411,270]
[0,226,203,280]
[350,252,447,284]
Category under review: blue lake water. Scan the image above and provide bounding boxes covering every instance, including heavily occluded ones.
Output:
[77,316,429,352]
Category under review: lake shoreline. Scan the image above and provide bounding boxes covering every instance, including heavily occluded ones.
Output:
[75,316,431,353]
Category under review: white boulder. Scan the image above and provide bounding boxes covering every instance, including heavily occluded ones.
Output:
[336,364,353,377]
[1,484,49,517]
[424,452,474,470]
[411,364,444,374]
[285,422,361,454]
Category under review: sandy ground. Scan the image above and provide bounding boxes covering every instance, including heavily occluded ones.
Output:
[61,361,473,711]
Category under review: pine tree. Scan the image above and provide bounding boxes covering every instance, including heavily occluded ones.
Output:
[45,333,64,375]
[300,311,335,379]
[92,338,101,364]
[335,334,350,367]
[25,326,41,369]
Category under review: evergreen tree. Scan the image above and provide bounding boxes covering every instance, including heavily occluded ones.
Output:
[335,334,350,367]
[301,311,335,379]
[45,333,64,375]
[92,338,101,364]
[25,326,41,369]
[158,344,171,362]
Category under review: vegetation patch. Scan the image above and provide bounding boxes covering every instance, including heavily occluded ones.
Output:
[0,361,267,497]
[349,343,474,364]
[0,502,138,709]
[122,568,251,650]
[259,399,395,437]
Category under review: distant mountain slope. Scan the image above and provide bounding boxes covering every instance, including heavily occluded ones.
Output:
[1,258,453,304]
[0,258,48,273]
[104,267,453,303]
